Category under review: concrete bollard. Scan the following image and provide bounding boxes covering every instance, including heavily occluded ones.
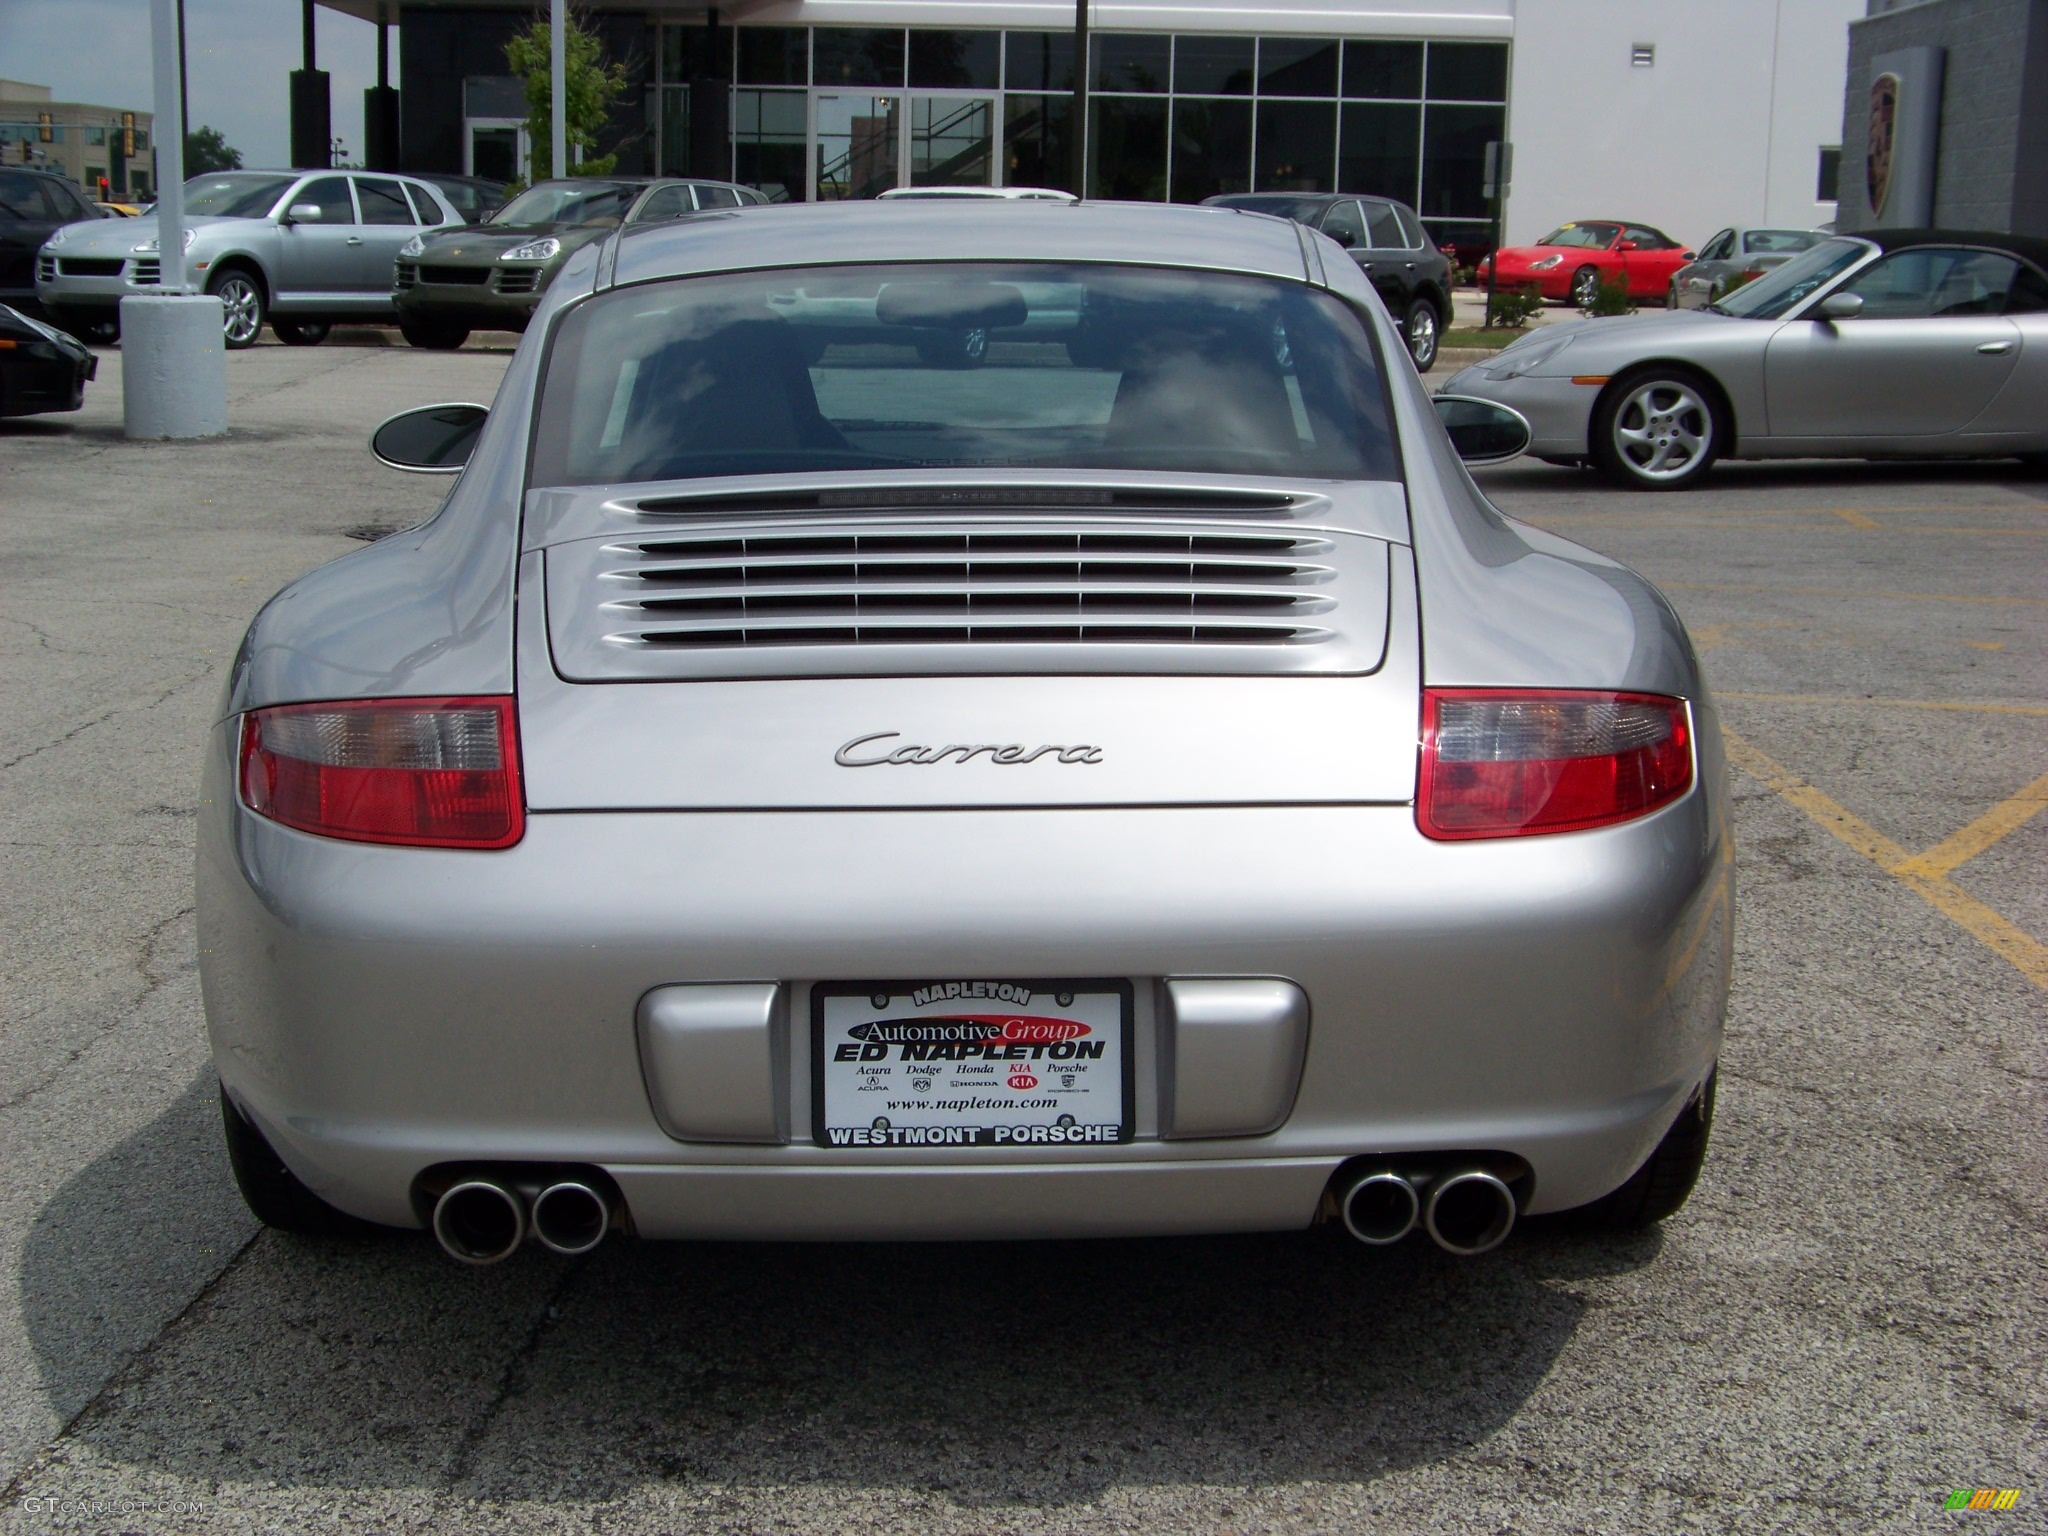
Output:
[120,295,229,440]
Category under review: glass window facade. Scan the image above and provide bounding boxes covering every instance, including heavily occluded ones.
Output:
[659,22,1505,242]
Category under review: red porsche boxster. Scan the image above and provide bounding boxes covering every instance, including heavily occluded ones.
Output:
[1477,221,1696,307]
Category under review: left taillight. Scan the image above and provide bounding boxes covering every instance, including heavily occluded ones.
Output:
[238,696,524,849]
[1418,688,1693,841]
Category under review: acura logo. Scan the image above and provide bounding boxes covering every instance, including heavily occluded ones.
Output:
[835,731,1104,766]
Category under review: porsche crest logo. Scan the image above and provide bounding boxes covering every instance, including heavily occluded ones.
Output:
[1867,72,1900,217]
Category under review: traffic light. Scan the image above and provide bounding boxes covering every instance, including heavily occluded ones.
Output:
[122,112,135,157]
[37,111,52,143]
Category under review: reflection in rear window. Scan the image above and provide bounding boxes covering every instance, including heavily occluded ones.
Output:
[530,262,1398,486]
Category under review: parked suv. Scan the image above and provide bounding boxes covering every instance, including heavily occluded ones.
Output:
[1204,192,1451,371]
[35,169,463,348]
[393,177,766,347]
[1,168,101,316]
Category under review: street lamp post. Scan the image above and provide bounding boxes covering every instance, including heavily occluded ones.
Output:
[123,0,226,439]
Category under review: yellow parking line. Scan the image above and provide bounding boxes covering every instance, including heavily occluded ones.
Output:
[1665,581,2046,608]
[1721,731,2048,992]
[1830,507,1882,529]
[1718,692,2048,717]
[1894,770,2048,879]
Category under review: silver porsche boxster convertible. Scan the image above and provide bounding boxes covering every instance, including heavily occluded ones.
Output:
[1442,228,2048,489]
[199,200,1731,1265]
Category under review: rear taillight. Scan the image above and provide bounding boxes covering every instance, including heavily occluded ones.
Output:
[238,697,523,849]
[1418,688,1692,840]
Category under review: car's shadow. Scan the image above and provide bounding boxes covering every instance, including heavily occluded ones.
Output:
[1477,455,2048,499]
[22,1072,1660,1504]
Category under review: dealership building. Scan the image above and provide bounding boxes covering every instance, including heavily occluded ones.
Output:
[316,0,1861,250]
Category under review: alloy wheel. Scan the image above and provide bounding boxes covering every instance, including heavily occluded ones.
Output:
[1570,267,1601,308]
[1407,303,1439,369]
[215,275,261,346]
[1611,379,1713,483]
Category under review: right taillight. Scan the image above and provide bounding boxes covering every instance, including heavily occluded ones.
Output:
[1418,688,1693,840]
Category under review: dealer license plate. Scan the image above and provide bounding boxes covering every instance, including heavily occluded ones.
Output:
[812,980,1134,1150]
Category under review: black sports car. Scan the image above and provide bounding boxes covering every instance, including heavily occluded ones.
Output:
[1204,192,1453,372]
[0,303,95,417]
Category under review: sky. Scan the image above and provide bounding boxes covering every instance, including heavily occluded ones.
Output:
[1,0,391,169]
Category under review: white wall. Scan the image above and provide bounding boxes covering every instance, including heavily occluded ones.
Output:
[1504,0,1863,246]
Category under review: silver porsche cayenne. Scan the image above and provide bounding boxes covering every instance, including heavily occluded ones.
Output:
[199,201,1731,1265]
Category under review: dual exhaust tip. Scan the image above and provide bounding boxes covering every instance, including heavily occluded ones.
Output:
[1338,1166,1518,1255]
[432,1177,612,1265]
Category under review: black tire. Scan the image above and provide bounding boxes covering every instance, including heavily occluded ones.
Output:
[208,265,266,349]
[399,319,471,351]
[220,1086,367,1235]
[1404,296,1442,373]
[1590,365,1726,491]
[272,319,330,346]
[1569,265,1602,309]
[1566,1071,1716,1230]
[914,327,988,369]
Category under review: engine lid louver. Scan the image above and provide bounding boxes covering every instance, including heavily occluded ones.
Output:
[543,509,1392,681]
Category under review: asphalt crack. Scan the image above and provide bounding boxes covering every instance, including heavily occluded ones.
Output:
[0,901,197,1114]
[0,660,216,775]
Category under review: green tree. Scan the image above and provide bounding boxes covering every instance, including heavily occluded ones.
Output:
[504,8,627,180]
[184,125,241,175]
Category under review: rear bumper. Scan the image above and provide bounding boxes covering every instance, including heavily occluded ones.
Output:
[199,721,1731,1238]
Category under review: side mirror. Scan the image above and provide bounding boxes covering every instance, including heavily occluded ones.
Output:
[1434,395,1532,467]
[283,203,322,224]
[1680,250,1695,260]
[371,402,488,474]
[1328,227,1357,249]
[1819,291,1864,321]
[1614,239,1638,254]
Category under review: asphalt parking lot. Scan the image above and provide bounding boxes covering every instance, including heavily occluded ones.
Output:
[2,339,2042,1535]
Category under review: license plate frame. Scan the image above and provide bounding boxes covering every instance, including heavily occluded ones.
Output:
[811,979,1135,1150]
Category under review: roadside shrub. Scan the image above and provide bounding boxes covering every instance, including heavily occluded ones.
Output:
[1584,275,1636,316]
[1484,284,1544,329]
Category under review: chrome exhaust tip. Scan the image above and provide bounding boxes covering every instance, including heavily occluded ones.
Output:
[1339,1170,1421,1245]
[432,1179,526,1265]
[531,1180,610,1256]
[1423,1169,1517,1256]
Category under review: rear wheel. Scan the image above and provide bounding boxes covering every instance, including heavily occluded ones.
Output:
[272,319,330,346]
[220,1086,367,1235]
[399,319,470,351]
[1592,366,1725,490]
[1566,1071,1716,1230]
[209,267,265,349]
[1404,297,1441,372]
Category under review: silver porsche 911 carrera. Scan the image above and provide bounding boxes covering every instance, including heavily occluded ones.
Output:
[199,200,1731,1265]
[1442,228,2048,489]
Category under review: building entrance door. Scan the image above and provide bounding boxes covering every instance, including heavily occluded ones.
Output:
[907,95,997,188]
[465,119,527,183]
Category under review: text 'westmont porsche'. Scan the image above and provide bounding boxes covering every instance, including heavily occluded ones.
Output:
[199,198,1730,1267]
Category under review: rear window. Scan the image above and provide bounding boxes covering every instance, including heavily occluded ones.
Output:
[531,261,1398,486]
